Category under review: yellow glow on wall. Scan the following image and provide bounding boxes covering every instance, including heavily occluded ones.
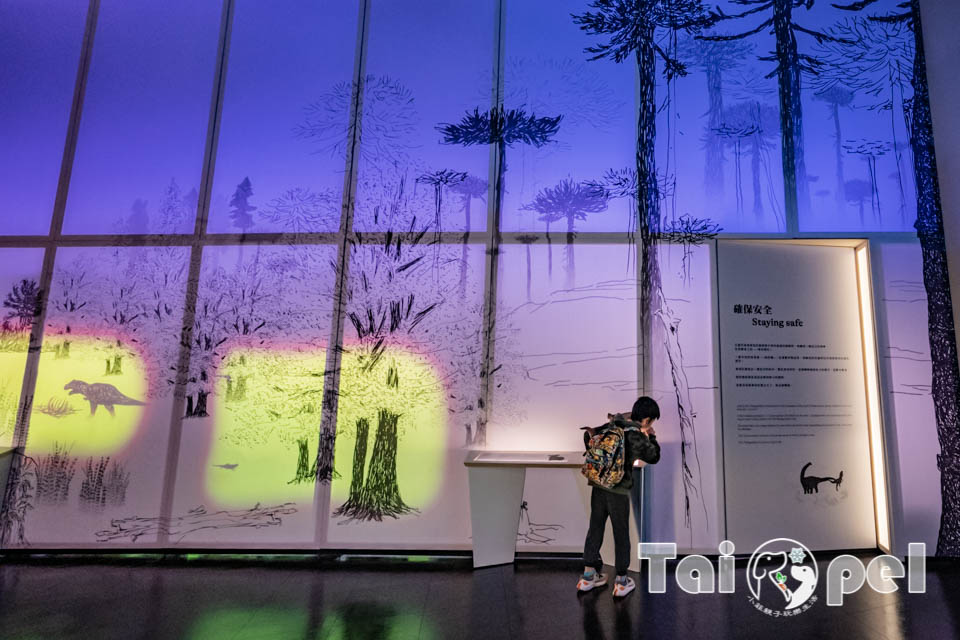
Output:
[206,345,446,511]
[0,330,29,448]
[856,245,891,552]
[27,334,147,456]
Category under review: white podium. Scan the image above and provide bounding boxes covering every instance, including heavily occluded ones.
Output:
[465,450,583,568]
[465,450,645,570]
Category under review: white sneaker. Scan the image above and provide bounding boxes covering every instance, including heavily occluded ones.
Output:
[612,576,636,597]
[576,571,608,592]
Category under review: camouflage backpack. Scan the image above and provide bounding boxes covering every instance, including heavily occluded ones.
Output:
[581,423,630,489]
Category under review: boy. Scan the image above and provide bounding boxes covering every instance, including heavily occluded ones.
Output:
[577,396,661,597]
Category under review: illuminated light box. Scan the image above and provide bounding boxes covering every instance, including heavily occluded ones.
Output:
[28,330,147,456]
[205,344,446,511]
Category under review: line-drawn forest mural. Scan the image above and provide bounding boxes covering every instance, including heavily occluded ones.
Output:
[0,0,957,556]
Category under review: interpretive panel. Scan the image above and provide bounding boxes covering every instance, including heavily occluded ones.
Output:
[718,242,876,551]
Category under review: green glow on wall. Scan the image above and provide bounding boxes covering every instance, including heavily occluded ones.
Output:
[205,345,445,511]
[26,334,147,455]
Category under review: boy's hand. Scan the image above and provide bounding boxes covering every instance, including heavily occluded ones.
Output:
[641,425,656,437]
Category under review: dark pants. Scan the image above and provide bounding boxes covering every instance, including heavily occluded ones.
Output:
[583,486,630,576]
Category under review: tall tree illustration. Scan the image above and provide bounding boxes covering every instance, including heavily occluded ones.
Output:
[812,15,912,223]
[812,85,855,214]
[126,198,150,235]
[678,34,755,196]
[50,263,90,359]
[437,106,562,445]
[94,259,144,377]
[3,279,38,331]
[714,107,759,220]
[448,175,488,298]
[416,169,467,280]
[703,1,851,224]
[515,235,539,303]
[843,178,872,221]
[157,178,191,234]
[229,177,256,268]
[574,0,717,534]
[742,101,782,224]
[521,179,608,289]
[661,215,722,284]
[302,75,421,485]
[843,138,890,223]
[334,236,439,520]
[573,0,712,379]
[586,168,640,270]
[838,0,960,556]
[181,262,272,418]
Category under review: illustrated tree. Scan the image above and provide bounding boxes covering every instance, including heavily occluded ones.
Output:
[229,177,256,267]
[573,0,713,380]
[713,107,759,219]
[586,167,640,270]
[812,85,856,215]
[515,234,540,303]
[332,233,440,521]
[574,0,718,532]
[521,179,609,289]
[702,0,852,224]
[678,34,755,196]
[181,261,273,418]
[296,74,418,171]
[258,187,339,234]
[49,262,90,359]
[812,15,912,223]
[437,106,562,445]
[416,169,467,279]
[125,198,150,235]
[3,279,39,331]
[843,178,872,221]
[448,174,488,298]
[843,138,890,223]
[837,0,960,556]
[93,255,145,377]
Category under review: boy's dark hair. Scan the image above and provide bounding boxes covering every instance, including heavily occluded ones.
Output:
[630,396,660,422]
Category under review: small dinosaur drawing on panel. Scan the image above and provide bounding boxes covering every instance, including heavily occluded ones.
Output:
[64,380,145,417]
[800,462,843,494]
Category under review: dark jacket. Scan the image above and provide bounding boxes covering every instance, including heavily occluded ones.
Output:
[583,415,661,495]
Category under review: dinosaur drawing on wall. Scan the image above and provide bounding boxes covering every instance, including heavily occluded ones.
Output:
[63,380,145,416]
[800,462,844,494]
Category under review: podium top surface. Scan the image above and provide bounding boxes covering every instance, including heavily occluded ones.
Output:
[464,450,584,468]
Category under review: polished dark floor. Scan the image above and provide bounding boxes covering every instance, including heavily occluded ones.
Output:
[0,553,958,639]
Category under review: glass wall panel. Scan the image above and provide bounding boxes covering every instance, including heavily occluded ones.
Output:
[208,0,360,234]
[354,0,496,233]
[168,245,336,546]
[62,0,221,235]
[0,0,86,234]
[0,249,44,449]
[503,0,635,234]
[489,243,638,449]
[325,242,485,547]
[18,246,188,546]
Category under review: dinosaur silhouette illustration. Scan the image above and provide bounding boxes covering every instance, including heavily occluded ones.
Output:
[800,462,843,494]
[64,380,145,417]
